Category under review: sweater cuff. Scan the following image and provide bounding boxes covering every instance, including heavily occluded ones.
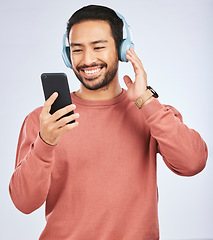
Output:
[141,98,163,120]
[32,134,56,163]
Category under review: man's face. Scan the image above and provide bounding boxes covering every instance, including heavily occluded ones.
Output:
[69,20,119,90]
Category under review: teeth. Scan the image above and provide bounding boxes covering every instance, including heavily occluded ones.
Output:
[84,68,101,74]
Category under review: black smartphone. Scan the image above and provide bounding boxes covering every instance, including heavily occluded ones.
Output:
[41,73,75,123]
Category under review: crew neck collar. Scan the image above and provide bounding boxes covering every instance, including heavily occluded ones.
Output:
[71,89,127,107]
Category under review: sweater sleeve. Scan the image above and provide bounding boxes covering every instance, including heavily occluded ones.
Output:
[141,99,208,176]
[9,109,56,214]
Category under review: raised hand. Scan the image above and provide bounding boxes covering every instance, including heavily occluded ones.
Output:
[123,48,148,101]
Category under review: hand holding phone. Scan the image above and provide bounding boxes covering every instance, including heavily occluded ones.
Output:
[40,73,79,146]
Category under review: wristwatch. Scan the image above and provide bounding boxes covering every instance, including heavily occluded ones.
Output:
[135,86,158,109]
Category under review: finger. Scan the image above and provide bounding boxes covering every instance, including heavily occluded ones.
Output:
[126,54,143,74]
[53,104,76,121]
[126,53,142,69]
[127,49,144,69]
[43,92,58,115]
[129,48,142,62]
[58,120,79,137]
[123,75,133,88]
[126,51,146,76]
[128,49,143,67]
[56,112,80,128]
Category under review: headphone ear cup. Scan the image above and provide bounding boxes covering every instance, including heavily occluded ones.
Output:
[62,33,73,69]
[119,39,135,62]
[62,47,72,69]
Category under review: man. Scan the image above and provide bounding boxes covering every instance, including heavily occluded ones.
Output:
[9,5,208,240]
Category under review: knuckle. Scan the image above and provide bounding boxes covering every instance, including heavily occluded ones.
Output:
[40,109,45,118]
[40,115,48,124]
[53,111,60,120]
[39,114,43,121]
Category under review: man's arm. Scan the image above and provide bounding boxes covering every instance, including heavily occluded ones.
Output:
[124,48,207,175]
[9,93,79,214]
[142,99,208,176]
[9,111,55,214]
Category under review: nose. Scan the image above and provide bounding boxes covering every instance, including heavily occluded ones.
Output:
[82,48,97,66]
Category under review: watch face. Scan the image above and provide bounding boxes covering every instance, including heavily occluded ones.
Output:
[147,86,159,98]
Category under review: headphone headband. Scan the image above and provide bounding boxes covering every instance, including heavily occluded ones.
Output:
[62,11,134,68]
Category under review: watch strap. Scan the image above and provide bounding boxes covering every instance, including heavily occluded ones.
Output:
[135,89,154,109]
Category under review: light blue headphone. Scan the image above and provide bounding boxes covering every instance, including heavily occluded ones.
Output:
[62,11,134,69]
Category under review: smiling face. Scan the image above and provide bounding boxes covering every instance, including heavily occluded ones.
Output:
[69,20,119,91]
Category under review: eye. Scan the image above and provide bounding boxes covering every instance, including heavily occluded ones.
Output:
[72,49,83,53]
[94,46,105,50]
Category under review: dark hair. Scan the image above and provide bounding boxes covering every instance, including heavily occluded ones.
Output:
[66,5,123,52]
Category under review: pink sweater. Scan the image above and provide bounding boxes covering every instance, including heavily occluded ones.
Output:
[9,90,207,240]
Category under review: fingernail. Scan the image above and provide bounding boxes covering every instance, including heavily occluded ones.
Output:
[71,104,76,109]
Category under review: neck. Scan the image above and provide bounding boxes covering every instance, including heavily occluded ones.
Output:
[75,73,122,101]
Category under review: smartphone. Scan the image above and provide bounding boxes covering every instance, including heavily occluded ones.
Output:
[41,73,75,123]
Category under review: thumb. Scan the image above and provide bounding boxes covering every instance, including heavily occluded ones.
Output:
[123,75,133,89]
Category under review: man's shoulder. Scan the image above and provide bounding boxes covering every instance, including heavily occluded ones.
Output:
[29,106,43,117]
[25,106,43,125]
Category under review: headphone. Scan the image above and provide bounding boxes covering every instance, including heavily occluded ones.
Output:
[62,11,134,69]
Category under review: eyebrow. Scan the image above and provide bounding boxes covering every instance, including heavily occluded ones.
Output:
[70,43,82,47]
[70,40,108,47]
[91,40,108,44]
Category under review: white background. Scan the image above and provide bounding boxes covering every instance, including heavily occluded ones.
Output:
[1,0,212,239]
